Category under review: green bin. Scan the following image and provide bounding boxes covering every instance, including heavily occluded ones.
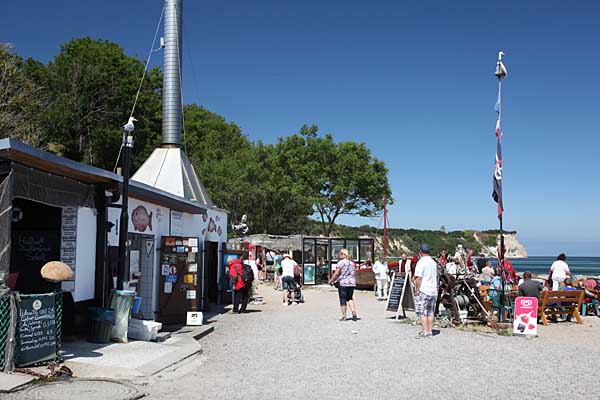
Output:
[87,307,115,344]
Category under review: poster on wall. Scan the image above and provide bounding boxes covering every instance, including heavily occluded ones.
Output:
[170,211,183,236]
[60,207,77,292]
[303,263,315,285]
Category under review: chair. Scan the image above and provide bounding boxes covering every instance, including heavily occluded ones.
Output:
[582,299,599,316]
[488,288,513,321]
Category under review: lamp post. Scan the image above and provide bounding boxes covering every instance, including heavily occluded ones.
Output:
[117,127,134,290]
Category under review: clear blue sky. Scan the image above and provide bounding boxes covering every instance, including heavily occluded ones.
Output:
[2,1,599,255]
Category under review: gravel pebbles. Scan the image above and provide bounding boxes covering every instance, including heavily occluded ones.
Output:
[8,284,600,399]
[142,284,600,400]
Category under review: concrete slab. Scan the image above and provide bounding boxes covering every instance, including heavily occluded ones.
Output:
[0,372,34,393]
[60,324,214,380]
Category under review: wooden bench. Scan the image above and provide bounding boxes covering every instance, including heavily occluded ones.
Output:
[538,290,584,326]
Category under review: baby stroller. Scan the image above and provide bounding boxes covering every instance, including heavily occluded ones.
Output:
[287,277,305,304]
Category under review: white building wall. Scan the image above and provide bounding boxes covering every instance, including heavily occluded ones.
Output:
[106,197,228,319]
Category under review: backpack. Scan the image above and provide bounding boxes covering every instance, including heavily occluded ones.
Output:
[241,263,254,284]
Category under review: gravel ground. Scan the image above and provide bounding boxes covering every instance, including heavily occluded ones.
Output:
[141,283,600,400]
[6,284,600,399]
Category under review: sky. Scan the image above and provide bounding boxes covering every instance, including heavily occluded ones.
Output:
[2,0,599,256]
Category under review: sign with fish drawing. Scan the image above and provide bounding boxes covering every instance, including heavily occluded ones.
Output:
[132,205,153,232]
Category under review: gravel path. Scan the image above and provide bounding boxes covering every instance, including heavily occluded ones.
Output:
[141,284,600,400]
[6,284,600,399]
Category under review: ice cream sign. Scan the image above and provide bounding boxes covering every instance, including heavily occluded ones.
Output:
[513,297,538,336]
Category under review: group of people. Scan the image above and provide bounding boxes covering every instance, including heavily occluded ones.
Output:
[326,244,438,339]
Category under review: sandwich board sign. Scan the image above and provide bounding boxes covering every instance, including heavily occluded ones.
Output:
[513,297,538,336]
[385,271,415,319]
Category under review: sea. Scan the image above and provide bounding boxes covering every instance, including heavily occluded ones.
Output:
[491,256,600,277]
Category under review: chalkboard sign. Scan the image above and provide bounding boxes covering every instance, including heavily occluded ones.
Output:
[386,272,405,314]
[11,230,61,293]
[13,231,59,264]
[385,271,415,319]
[17,292,59,367]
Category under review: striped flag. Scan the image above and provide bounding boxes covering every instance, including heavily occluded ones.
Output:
[492,114,503,218]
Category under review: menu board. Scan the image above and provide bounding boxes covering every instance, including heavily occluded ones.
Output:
[157,236,200,324]
[385,271,415,319]
[386,272,405,313]
[17,293,59,367]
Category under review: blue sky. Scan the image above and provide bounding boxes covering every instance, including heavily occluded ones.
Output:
[2,1,599,255]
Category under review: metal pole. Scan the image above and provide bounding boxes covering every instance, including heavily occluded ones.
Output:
[496,77,506,321]
[117,131,133,290]
[383,196,387,260]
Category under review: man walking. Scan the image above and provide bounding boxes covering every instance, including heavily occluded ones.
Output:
[280,253,298,305]
[372,254,389,300]
[414,243,438,339]
[229,256,250,313]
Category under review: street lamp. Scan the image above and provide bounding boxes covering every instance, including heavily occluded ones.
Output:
[117,117,136,290]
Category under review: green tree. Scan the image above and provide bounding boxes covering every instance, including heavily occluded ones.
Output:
[44,37,162,170]
[183,105,314,235]
[0,43,48,148]
[183,104,254,224]
[275,125,392,236]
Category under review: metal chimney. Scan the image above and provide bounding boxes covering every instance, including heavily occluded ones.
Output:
[162,0,183,146]
[132,0,214,206]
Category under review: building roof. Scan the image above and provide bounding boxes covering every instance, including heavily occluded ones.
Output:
[0,138,224,215]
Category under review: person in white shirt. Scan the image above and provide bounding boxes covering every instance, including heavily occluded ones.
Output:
[550,253,571,291]
[280,254,298,304]
[372,254,390,300]
[414,243,438,339]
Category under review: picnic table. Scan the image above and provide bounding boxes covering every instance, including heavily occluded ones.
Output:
[538,290,584,326]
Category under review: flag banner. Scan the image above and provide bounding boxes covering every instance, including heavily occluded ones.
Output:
[492,118,503,218]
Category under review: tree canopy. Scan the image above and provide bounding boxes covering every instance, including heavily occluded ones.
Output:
[1,38,392,237]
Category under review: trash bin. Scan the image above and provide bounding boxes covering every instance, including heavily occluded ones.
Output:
[87,307,115,344]
[132,297,142,315]
[109,290,136,343]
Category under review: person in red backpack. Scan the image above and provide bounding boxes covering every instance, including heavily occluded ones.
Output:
[229,256,250,313]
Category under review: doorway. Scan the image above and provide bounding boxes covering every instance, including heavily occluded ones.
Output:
[10,198,62,294]
[204,241,218,307]
[127,233,155,319]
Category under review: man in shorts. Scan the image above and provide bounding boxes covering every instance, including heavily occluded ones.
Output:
[414,243,438,339]
[280,254,298,305]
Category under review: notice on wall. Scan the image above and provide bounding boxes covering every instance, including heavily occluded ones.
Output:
[513,297,538,336]
[170,211,183,236]
[164,282,173,294]
[60,207,77,292]
[186,290,196,300]
[130,250,140,275]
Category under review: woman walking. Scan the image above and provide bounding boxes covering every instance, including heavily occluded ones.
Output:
[329,249,358,321]
[550,253,571,291]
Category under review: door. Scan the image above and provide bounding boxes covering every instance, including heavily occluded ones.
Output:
[204,241,218,306]
[127,233,155,319]
[157,236,200,324]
